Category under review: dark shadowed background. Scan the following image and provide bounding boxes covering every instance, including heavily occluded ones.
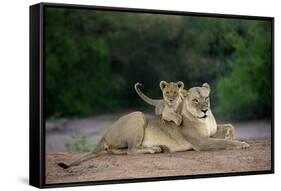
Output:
[45,7,272,152]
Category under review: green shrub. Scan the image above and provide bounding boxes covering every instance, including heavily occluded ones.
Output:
[215,21,272,119]
[64,132,95,152]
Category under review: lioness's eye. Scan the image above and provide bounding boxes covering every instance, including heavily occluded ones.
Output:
[192,99,198,103]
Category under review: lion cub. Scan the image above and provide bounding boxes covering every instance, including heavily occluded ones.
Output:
[135,81,184,126]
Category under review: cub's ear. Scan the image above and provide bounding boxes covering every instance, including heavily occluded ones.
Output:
[180,89,189,98]
[202,83,211,93]
[160,81,168,90]
[177,81,184,89]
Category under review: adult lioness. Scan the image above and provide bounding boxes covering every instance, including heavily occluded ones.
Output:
[142,83,247,152]
[178,83,240,151]
[58,83,248,169]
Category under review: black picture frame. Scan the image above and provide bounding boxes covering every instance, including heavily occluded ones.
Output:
[30,2,274,188]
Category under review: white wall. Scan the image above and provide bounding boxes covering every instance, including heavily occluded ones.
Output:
[0,0,279,190]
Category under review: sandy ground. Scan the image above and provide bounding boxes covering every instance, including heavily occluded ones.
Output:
[46,139,271,184]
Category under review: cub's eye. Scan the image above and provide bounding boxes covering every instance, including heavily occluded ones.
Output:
[205,97,209,101]
[192,99,199,103]
[173,91,177,95]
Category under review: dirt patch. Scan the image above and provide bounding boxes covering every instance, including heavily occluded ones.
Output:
[46,139,271,184]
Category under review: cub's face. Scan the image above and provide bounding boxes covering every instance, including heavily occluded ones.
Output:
[160,81,184,106]
[181,83,211,119]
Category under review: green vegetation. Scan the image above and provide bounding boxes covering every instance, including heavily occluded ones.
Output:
[64,132,95,152]
[45,7,272,120]
[216,22,272,119]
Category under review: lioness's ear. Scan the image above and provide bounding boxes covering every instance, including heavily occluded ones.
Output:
[180,89,189,97]
[177,81,184,89]
[202,83,211,93]
[160,81,168,90]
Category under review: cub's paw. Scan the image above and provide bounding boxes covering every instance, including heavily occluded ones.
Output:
[174,115,183,126]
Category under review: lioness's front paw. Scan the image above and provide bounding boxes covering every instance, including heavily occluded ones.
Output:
[237,141,249,149]
[225,128,234,140]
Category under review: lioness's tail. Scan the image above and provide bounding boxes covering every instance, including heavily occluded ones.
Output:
[57,139,106,169]
[134,82,161,106]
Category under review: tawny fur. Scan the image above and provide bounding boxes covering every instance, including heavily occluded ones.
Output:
[135,81,184,126]
[58,83,249,169]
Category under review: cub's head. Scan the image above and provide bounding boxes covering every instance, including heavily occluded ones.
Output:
[160,81,184,106]
[181,83,211,119]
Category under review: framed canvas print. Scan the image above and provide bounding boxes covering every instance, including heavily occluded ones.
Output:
[29,2,274,188]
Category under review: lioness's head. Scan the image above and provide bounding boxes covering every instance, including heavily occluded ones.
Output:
[181,83,211,119]
[160,81,184,106]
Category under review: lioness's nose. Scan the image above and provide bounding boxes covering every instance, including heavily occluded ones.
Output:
[201,109,208,113]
